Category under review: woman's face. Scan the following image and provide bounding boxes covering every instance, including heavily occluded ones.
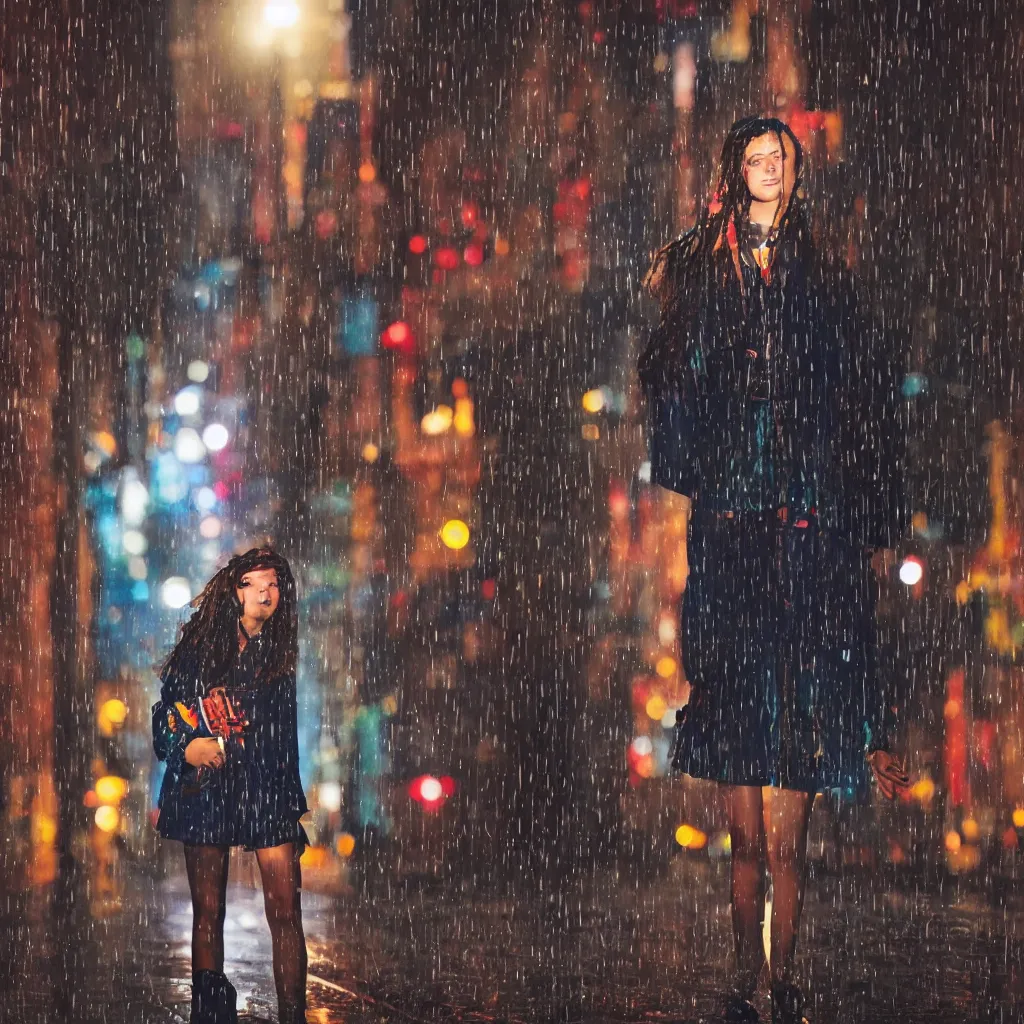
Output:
[742,133,784,204]
[236,568,280,629]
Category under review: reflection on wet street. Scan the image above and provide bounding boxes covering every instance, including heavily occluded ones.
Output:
[2,854,1023,1023]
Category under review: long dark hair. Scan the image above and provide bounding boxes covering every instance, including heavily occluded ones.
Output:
[639,117,808,386]
[160,547,298,690]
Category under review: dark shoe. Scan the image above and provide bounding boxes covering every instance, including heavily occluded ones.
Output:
[722,994,760,1022]
[190,970,238,1024]
[770,981,808,1024]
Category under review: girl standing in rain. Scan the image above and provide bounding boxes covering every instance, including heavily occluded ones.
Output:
[640,117,909,1024]
[152,548,309,1024]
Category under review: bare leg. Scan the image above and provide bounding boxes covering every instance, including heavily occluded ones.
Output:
[723,784,768,998]
[255,842,307,1020]
[762,786,814,986]
[183,843,230,974]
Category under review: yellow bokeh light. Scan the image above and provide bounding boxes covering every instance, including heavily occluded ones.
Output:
[95,806,120,834]
[382,694,398,716]
[33,814,57,846]
[336,833,357,857]
[95,776,128,805]
[101,698,128,727]
[454,398,475,437]
[582,389,605,413]
[944,830,962,853]
[1013,808,1024,829]
[358,161,377,183]
[645,694,668,721]
[635,754,655,779]
[655,656,677,679]
[94,431,118,456]
[440,519,470,550]
[362,442,380,463]
[494,237,510,256]
[909,776,935,803]
[421,405,454,436]
[581,424,600,441]
[961,818,980,842]
[675,824,708,850]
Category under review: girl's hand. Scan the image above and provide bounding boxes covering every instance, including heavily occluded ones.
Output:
[866,750,909,800]
[185,737,225,770]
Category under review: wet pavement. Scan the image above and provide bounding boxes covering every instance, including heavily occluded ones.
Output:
[3,847,1024,1024]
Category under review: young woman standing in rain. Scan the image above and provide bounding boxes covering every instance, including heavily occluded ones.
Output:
[640,117,909,1024]
[152,548,309,1024]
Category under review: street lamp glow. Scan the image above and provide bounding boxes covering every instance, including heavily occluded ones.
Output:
[161,576,192,609]
[263,0,299,27]
[899,556,924,586]
[187,360,210,383]
[202,423,230,452]
[174,428,206,464]
[440,519,470,550]
[174,387,201,417]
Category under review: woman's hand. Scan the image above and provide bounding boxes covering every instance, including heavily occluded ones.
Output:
[866,750,909,800]
[185,737,225,770]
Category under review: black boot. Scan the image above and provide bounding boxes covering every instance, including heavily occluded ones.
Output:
[190,970,238,1024]
[770,981,808,1024]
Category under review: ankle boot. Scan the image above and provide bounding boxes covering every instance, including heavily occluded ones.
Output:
[190,970,238,1024]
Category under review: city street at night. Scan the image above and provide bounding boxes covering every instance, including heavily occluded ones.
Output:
[4,854,1024,1023]
[4,0,1024,1022]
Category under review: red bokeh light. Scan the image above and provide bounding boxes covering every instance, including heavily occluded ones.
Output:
[434,247,460,271]
[409,774,447,811]
[408,234,428,255]
[481,578,496,601]
[463,243,484,267]
[382,321,415,354]
[461,201,479,228]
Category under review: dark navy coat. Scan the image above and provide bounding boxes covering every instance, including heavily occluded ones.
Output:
[642,232,904,792]
[152,632,308,849]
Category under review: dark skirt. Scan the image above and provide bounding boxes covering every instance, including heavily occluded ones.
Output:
[672,508,877,794]
[156,680,308,851]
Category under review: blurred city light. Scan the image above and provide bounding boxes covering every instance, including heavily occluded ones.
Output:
[122,529,147,556]
[187,359,210,383]
[318,781,342,812]
[161,576,192,609]
[173,387,202,417]
[195,486,217,512]
[94,806,120,833]
[199,515,222,540]
[440,519,470,550]
[422,405,454,436]
[336,833,356,857]
[202,423,230,452]
[358,161,376,183]
[655,655,677,678]
[128,556,148,581]
[382,320,414,353]
[645,694,668,721]
[120,471,149,527]
[630,736,653,758]
[361,442,380,463]
[675,824,708,850]
[899,556,924,586]
[409,774,448,811]
[408,235,428,254]
[95,776,128,805]
[582,388,605,413]
[263,0,299,28]
[174,428,206,464]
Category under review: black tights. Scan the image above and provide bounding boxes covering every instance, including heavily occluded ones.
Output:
[184,842,307,1015]
[723,785,814,997]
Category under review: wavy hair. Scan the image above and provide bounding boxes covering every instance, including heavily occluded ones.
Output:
[639,116,808,387]
[160,547,298,690]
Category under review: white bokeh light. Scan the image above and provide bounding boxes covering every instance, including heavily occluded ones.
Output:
[899,557,924,586]
[161,577,192,609]
[174,428,206,464]
[174,387,202,417]
[187,360,210,383]
[202,423,230,452]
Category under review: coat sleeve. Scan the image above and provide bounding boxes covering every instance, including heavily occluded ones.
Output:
[151,666,197,782]
[640,314,703,499]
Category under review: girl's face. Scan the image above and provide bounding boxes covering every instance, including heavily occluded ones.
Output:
[235,568,280,629]
[742,133,784,204]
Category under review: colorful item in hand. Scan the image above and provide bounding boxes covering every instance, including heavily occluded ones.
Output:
[167,689,250,790]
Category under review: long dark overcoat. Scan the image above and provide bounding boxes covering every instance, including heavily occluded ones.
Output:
[641,225,904,792]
